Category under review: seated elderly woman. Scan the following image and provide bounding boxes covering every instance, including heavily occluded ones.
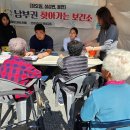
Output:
[58,40,88,80]
[0,38,41,99]
[80,49,130,130]
[57,40,88,105]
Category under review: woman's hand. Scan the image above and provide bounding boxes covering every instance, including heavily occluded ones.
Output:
[25,52,34,56]
[86,46,93,52]
[37,53,44,59]
[59,54,64,58]
[86,46,102,52]
[37,52,50,59]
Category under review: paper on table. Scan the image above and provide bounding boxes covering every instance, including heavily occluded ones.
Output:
[36,55,59,62]
[0,55,11,61]
[23,56,38,61]
[1,52,11,55]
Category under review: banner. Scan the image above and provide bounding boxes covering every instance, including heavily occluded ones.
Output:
[6,0,99,28]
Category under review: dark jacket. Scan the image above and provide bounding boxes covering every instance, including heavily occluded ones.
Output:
[0,25,17,47]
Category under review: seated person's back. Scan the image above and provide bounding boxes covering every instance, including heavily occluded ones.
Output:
[81,49,130,130]
[0,38,41,99]
[58,40,87,80]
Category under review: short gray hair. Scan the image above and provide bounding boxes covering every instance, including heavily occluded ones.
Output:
[8,38,27,56]
[103,49,130,81]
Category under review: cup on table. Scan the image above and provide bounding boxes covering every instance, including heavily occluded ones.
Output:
[88,50,97,58]
[2,46,9,52]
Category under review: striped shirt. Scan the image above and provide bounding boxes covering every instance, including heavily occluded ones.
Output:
[57,56,88,79]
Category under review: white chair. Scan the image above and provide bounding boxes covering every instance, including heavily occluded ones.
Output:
[0,78,46,129]
[54,72,103,123]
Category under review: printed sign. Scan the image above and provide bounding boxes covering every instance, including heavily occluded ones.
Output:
[7,0,99,28]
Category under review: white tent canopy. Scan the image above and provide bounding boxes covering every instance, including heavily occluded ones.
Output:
[107,0,130,50]
[0,0,130,51]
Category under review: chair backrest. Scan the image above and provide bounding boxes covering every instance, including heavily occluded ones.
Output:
[64,73,88,98]
[58,72,104,99]
[0,78,26,103]
[90,119,130,130]
[0,78,26,91]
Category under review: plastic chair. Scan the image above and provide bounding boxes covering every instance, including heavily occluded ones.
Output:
[0,78,46,130]
[54,72,103,122]
[90,119,130,130]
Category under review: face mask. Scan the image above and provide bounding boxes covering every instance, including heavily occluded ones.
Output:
[96,23,101,30]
